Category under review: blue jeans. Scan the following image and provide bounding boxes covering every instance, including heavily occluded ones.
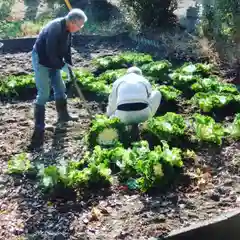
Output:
[32,50,67,106]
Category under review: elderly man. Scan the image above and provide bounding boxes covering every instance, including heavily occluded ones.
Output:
[106,66,161,124]
[30,8,87,148]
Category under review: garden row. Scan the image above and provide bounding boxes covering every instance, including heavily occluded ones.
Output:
[7,111,240,195]
[88,112,240,149]
[8,139,186,194]
[1,52,240,117]
[6,52,240,196]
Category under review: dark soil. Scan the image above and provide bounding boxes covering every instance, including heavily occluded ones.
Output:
[0,38,240,240]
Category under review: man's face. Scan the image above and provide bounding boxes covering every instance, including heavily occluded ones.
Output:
[69,19,85,33]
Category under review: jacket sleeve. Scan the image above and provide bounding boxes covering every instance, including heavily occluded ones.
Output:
[141,77,152,97]
[64,34,73,66]
[106,79,120,117]
[46,24,65,69]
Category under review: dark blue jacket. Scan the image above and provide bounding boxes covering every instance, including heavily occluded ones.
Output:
[33,17,72,69]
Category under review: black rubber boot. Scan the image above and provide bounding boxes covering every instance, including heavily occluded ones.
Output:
[28,104,45,150]
[55,98,78,122]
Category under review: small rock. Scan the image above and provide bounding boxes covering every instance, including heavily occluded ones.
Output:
[154,214,166,223]
[75,232,88,239]
[100,206,111,215]
[53,233,65,240]
[83,218,89,224]
[118,231,130,239]
[185,200,196,210]
[90,207,102,221]
[13,228,24,235]
[142,212,154,218]
[47,207,56,214]
[151,201,161,208]
[218,200,231,207]
[87,227,96,233]
[209,191,221,202]
[0,176,8,184]
[224,179,234,186]
[13,179,22,186]
[178,199,186,204]
[229,195,237,202]
[48,223,55,228]
[167,194,178,204]
[161,201,170,207]
[0,189,7,198]
[187,212,198,218]
[179,216,189,223]
[179,204,185,209]
[216,186,232,195]
[159,208,170,214]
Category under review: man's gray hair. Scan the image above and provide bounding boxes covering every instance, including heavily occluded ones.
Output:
[127,66,142,75]
[66,8,88,23]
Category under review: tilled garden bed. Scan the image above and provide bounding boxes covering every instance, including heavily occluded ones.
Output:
[0,36,239,240]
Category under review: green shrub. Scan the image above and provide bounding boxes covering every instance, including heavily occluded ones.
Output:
[199,0,240,68]
[0,0,14,20]
[200,0,239,42]
[120,0,179,28]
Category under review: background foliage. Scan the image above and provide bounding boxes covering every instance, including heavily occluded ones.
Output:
[120,0,179,28]
[199,0,240,73]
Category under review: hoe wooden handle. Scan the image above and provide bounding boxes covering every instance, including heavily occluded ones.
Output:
[68,66,93,120]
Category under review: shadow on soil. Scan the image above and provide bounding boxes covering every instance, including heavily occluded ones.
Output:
[8,100,111,238]
[7,124,239,239]
[51,122,68,150]
[10,173,113,239]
